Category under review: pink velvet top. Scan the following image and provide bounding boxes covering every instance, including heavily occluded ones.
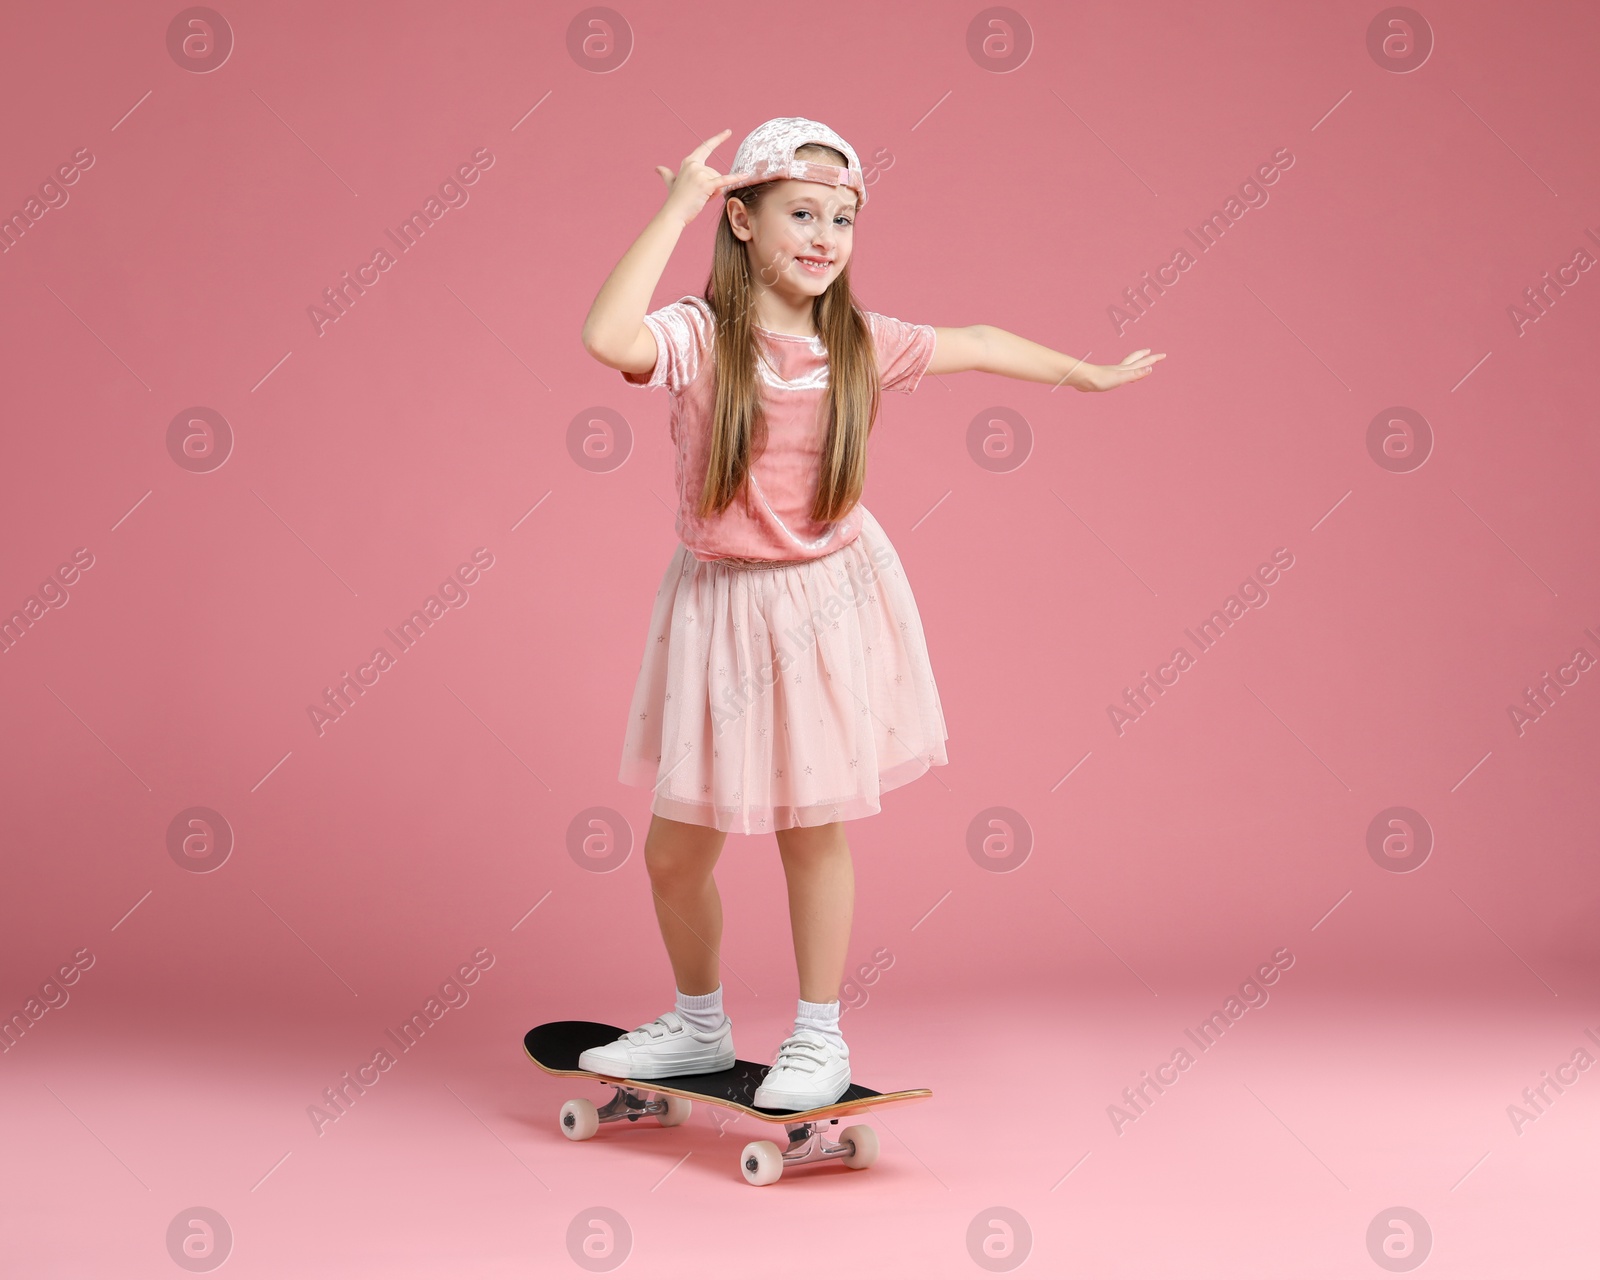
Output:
[622,294,937,563]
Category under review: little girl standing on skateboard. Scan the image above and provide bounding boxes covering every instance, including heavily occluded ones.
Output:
[578,117,1163,1109]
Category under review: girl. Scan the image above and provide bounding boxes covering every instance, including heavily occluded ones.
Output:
[578,117,1163,1109]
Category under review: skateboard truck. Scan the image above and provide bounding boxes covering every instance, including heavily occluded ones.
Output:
[561,1083,690,1138]
[739,1117,879,1186]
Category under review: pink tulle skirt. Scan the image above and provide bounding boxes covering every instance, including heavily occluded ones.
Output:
[618,505,948,833]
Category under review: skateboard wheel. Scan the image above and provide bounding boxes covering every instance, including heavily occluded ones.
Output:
[560,1098,599,1141]
[740,1139,783,1186]
[658,1094,692,1127]
[840,1124,878,1169]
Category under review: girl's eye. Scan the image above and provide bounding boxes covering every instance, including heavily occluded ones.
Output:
[793,210,852,228]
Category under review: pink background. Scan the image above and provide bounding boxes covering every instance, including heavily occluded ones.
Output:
[2,0,1597,1275]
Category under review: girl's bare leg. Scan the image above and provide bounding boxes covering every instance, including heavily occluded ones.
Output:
[773,820,854,1004]
[643,813,728,996]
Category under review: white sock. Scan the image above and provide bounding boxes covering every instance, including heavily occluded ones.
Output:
[795,997,845,1051]
[675,985,726,1034]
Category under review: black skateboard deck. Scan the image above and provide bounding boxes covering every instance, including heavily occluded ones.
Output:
[524,1020,929,1121]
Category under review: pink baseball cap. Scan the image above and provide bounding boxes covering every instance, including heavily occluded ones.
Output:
[728,116,869,211]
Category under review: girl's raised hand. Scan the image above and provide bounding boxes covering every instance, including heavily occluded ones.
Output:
[1074,348,1167,392]
[655,128,753,227]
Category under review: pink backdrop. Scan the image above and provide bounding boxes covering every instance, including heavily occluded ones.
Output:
[3,0,1597,1275]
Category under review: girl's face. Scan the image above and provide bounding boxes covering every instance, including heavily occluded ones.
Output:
[726,179,857,306]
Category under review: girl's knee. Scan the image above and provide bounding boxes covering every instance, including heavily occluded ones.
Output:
[644,834,720,886]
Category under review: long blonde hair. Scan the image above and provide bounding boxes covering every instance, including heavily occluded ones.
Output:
[697,144,880,525]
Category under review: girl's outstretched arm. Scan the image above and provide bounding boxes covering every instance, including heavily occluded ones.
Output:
[926,325,1165,392]
[581,128,752,376]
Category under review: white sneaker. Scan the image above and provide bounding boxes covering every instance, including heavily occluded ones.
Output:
[577,1011,735,1078]
[751,1031,851,1110]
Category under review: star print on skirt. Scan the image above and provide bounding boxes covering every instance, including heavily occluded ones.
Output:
[618,505,948,833]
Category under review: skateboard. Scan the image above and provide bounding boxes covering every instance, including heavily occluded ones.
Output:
[524,1020,931,1186]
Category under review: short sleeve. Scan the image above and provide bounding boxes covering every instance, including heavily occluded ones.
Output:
[866,310,937,394]
[621,296,714,395]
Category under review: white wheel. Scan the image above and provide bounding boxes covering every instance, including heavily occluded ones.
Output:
[740,1139,783,1186]
[840,1124,878,1169]
[658,1094,692,1127]
[560,1098,599,1141]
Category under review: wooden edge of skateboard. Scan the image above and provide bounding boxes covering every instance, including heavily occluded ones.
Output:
[746,1090,931,1122]
[523,1044,932,1122]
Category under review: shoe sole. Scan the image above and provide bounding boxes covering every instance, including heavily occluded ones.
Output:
[578,1049,737,1078]
[752,1078,851,1110]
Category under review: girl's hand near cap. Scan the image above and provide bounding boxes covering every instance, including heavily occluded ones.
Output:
[582,130,752,368]
[656,128,753,228]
